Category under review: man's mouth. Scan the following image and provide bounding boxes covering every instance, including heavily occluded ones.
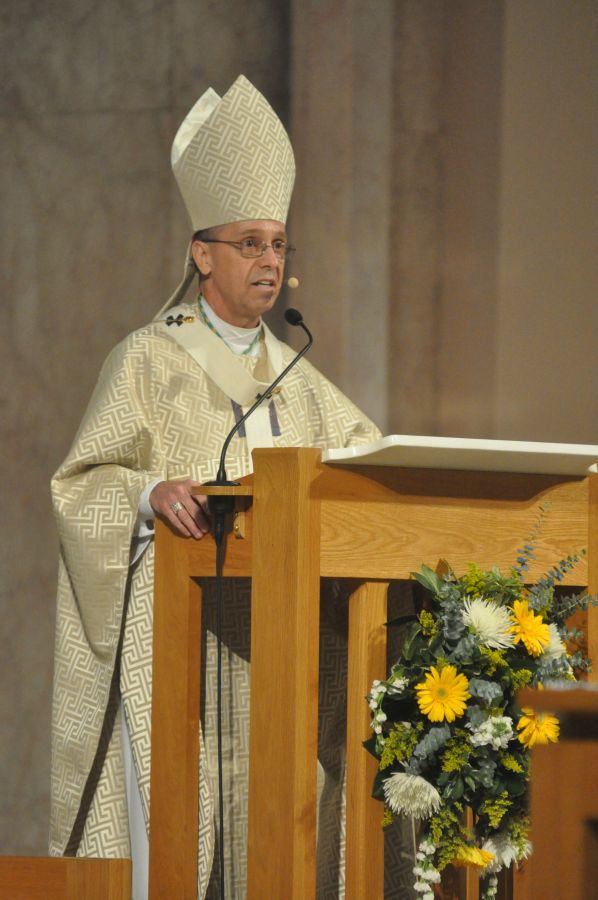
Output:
[253,278,276,287]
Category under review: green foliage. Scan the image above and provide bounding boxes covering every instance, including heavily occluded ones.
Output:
[429,804,468,870]
[419,609,438,638]
[382,806,395,828]
[461,563,522,605]
[462,563,488,597]
[411,564,444,596]
[480,791,512,828]
[479,647,508,676]
[507,815,531,858]
[468,678,504,706]
[412,724,451,764]
[379,722,421,770]
[441,730,473,773]
[401,621,424,662]
[509,668,533,690]
[499,752,524,774]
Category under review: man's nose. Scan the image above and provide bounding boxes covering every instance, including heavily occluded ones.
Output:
[260,244,280,265]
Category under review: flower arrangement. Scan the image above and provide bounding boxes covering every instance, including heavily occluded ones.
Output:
[366,535,595,900]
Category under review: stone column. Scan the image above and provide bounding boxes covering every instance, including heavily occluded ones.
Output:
[290,0,395,430]
[388,0,447,435]
[437,0,503,438]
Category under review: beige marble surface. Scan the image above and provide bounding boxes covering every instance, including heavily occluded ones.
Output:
[1,1,173,114]
[437,0,503,438]
[290,0,395,429]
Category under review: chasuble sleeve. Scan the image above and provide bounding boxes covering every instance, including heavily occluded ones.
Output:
[51,331,167,656]
[291,356,382,451]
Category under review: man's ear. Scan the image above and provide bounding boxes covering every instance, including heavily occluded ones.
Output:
[191,241,211,277]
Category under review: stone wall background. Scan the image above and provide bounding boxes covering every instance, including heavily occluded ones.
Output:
[1,0,596,855]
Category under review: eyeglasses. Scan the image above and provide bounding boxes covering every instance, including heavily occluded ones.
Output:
[200,237,296,261]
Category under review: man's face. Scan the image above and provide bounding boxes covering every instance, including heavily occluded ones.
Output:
[192,219,287,328]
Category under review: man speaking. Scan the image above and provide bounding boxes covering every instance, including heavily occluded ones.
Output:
[50,75,380,898]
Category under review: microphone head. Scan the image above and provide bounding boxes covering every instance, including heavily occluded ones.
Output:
[284,307,304,326]
[286,276,300,289]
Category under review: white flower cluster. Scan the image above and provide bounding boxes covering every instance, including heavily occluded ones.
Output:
[368,674,408,734]
[481,873,499,899]
[462,597,515,649]
[367,680,387,733]
[482,829,532,874]
[367,679,385,710]
[371,709,387,734]
[413,837,440,900]
[468,715,514,750]
[386,672,408,696]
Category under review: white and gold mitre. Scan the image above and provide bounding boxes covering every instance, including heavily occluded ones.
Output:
[171,74,295,231]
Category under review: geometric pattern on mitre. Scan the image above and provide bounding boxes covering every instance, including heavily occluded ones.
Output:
[172,74,295,231]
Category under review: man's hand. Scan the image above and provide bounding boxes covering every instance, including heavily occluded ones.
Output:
[149,480,210,539]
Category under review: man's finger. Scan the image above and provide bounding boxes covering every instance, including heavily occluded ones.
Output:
[171,499,207,539]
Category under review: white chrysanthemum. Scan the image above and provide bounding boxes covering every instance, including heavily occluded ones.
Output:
[383,773,441,819]
[462,598,515,649]
[468,715,514,750]
[541,623,569,663]
[482,831,532,874]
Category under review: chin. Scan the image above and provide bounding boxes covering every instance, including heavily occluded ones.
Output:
[257,290,279,311]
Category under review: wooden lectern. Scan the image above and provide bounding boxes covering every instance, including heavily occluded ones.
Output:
[147,442,598,900]
[0,857,131,898]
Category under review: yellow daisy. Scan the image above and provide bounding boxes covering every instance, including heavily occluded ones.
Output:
[451,844,495,869]
[517,705,560,748]
[509,599,550,656]
[415,665,470,723]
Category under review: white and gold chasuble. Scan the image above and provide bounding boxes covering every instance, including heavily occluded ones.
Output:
[50,302,381,897]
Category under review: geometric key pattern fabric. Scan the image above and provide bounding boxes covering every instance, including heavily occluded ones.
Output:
[173,75,296,231]
[50,301,381,896]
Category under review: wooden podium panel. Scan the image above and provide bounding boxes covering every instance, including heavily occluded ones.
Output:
[317,464,590,583]
[148,449,597,900]
[245,449,321,898]
[0,857,131,899]
[518,688,598,899]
